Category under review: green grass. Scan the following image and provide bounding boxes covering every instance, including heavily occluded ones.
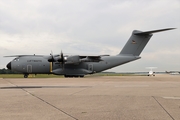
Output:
[94,73,136,76]
[0,74,64,78]
[0,73,144,78]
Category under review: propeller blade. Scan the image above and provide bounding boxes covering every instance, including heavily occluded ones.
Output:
[61,50,63,62]
[60,50,65,70]
[48,51,55,67]
[48,50,65,70]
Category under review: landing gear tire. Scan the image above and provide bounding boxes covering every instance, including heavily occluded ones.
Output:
[80,75,84,78]
[64,75,68,78]
[24,74,29,78]
[64,75,84,78]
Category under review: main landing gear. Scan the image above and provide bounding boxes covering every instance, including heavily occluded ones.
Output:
[64,75,84,78]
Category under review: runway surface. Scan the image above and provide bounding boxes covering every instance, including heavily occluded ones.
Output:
[0,75,180,120]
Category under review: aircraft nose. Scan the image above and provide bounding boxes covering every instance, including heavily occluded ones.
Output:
[6,62,11,70]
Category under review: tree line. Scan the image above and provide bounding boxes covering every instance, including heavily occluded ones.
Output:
[0,68,20,74]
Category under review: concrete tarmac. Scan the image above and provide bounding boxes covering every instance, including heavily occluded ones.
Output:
[0,75,180,120]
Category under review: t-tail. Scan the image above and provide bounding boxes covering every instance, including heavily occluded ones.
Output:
[119,28,176,56]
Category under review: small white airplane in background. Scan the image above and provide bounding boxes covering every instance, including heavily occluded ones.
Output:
[146,67,157,76]
[166,71,180,75]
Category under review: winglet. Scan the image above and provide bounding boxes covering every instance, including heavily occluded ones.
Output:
[134,28,176,35]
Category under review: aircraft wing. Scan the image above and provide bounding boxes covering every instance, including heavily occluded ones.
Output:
[4,55,44,57]
[64,54,110,64]
[79,54,109,58]
[4,54,109,64]
[79,55,109,62]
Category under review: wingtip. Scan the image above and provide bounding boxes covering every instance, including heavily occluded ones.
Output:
[166,28,176,30]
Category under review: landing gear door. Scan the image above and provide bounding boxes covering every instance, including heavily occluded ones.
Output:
[27,65,32,73]
[88,64,93,72]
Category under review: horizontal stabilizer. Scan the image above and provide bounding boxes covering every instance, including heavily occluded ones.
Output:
[134,28,176,35]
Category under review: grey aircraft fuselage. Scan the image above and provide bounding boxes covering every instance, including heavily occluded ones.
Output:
[9,55,140,77]
[6,28,175,78]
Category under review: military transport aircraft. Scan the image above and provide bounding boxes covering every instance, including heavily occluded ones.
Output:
[5,28,175,78]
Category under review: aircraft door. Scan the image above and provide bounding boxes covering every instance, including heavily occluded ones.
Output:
[88,64,93,72]
[27,65,32,73]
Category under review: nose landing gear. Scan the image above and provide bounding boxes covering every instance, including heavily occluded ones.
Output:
[24,74,29,78]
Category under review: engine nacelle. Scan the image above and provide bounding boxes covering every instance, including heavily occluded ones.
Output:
[65,55,80,64]
[80,57,102,62]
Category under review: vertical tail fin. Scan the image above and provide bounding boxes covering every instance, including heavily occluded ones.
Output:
[119,28,175,56]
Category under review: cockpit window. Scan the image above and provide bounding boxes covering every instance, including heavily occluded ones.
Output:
[13,58,19,61]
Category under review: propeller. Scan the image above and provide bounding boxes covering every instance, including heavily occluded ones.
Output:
[47,50,67,70]
[48,51,55,62]
[59,50,65,69]
[48,51,54,73]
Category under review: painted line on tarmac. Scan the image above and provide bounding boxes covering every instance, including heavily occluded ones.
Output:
[163,97,180,100]
[115,85,149,87]
[152,96,175,120]
[2,79,78,120]
[22,88,78,120]
[0,86,91,89]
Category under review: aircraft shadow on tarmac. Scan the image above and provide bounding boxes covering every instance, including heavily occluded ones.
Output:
[0,86,91,89]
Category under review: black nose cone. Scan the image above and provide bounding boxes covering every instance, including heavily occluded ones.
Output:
[6,62,11,70]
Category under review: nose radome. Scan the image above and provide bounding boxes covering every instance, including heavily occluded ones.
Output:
[6,62,11,70]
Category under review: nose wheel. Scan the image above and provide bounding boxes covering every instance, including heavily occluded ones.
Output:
[24,74,29,78]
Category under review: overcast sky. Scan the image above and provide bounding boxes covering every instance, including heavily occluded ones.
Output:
[0,0,180,72]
